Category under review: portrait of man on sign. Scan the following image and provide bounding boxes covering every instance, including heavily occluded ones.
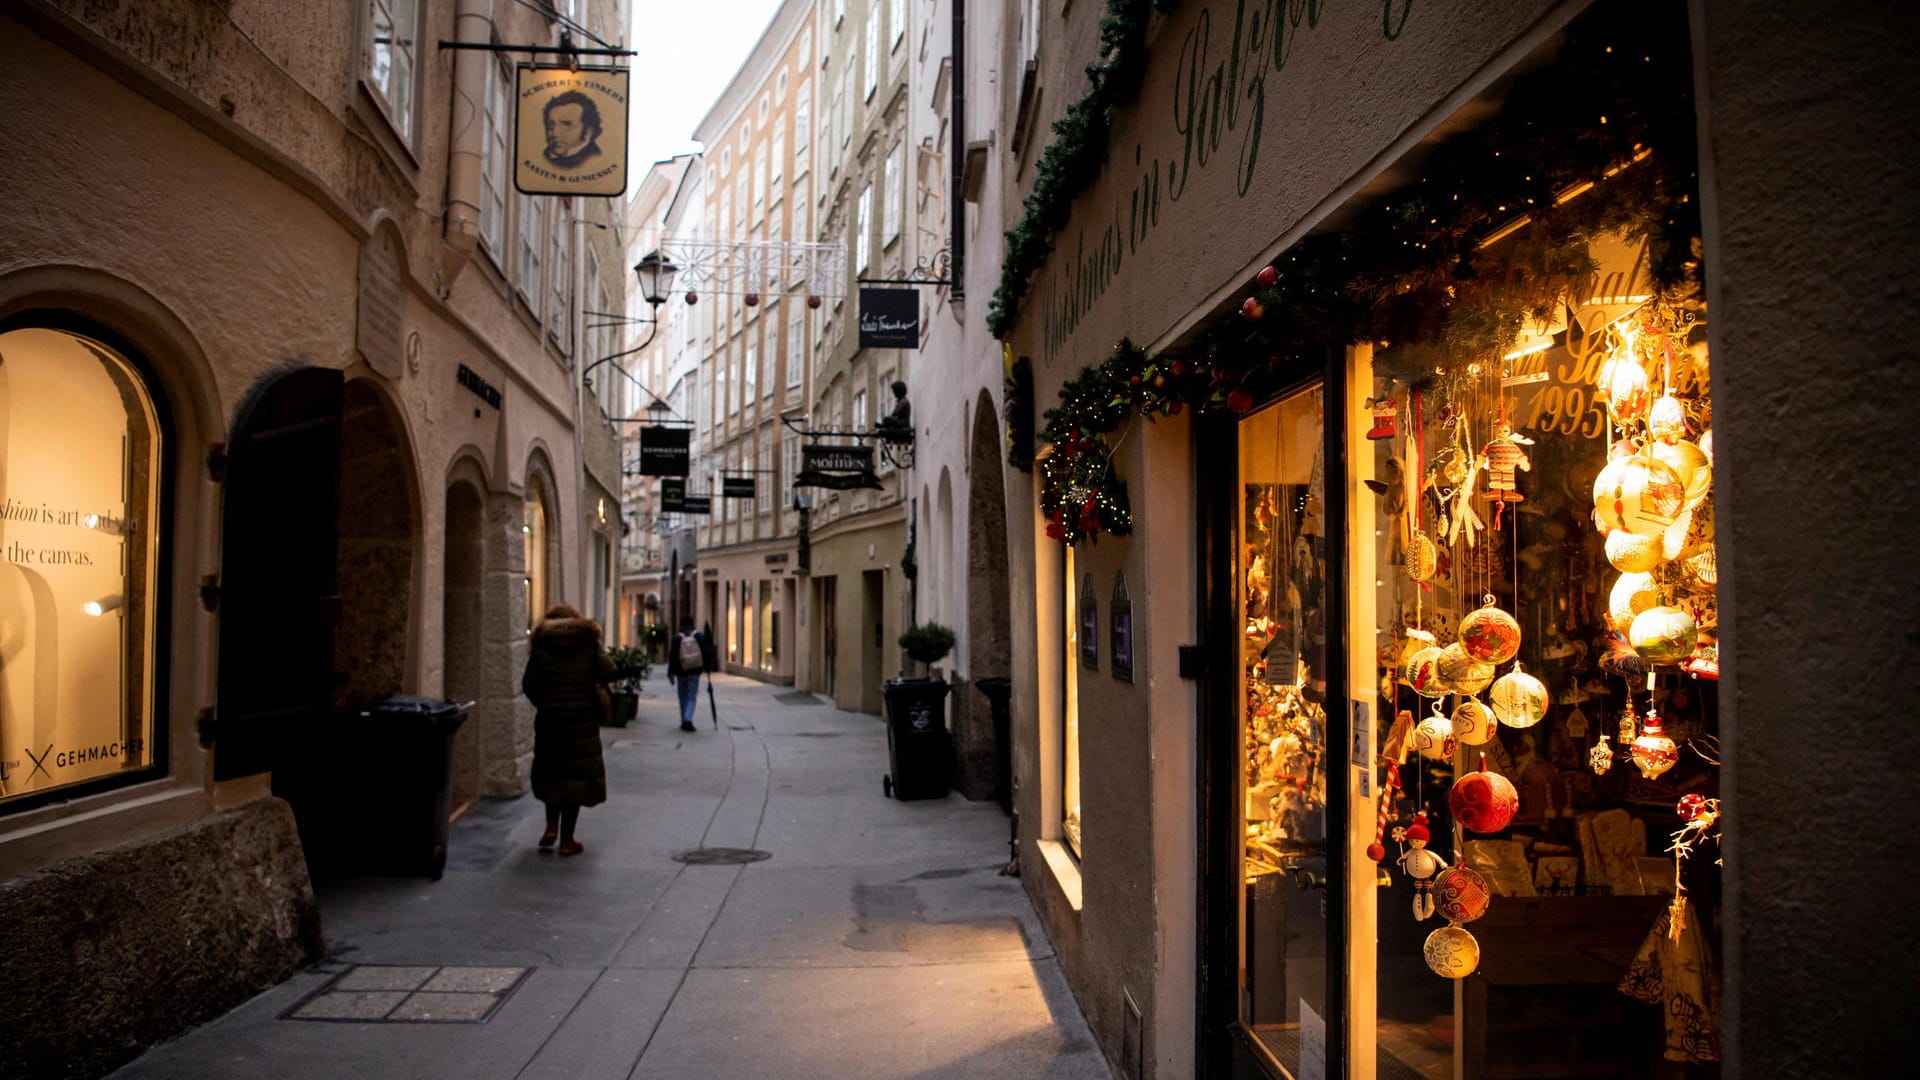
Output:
[542,90,603,170]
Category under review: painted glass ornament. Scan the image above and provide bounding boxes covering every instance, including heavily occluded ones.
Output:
[1452,699,1497,746]
[1617,701,1639,746]
[1680,544,1718,590]
[1677,793,1711,821]
[1459,603,1522,664]
[1413,709,1454,761]
[1488,665,1548,728]
[1608,572,1660,633]
[1449,763,1519,833]
[1648,392,1688,443]
[1630,606,1699,663]
[1652,439,1713,511]
[1396,629,1438,685]
[1405,646,1449,699]
[1592,455,1686,536]
[1630,710,1680,779]
[1433,865,1491,924]
[1423,924,1481,979]
[1436,643,1494,695]
[1605,529,1664,573]
[1598,351,1652,424]
[1404,531,1437,582]
[1589,734,1615,775]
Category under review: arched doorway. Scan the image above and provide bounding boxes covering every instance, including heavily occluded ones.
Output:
[334,379,417,708]
[963,390,1013,802]
[443,475,485,810]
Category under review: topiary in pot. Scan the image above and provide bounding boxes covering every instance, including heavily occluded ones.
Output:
[897,623,956,674]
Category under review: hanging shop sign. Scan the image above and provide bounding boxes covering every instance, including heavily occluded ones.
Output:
[661,477,708,514]
[794,444,882,491]
[858,287,920,348]
[638,425,691,476]
[722,476,757,499]
[515,66,630,197]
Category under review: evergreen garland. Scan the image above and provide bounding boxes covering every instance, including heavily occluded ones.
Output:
[1004,354,1035,471]
[1018,0,1705,547]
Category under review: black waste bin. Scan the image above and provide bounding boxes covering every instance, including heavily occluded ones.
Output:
[880,678,952,800]
[351,695,472,879]
[974,677,1013,814]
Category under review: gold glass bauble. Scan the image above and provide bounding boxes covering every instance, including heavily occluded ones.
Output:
[1604,529,1663,573]
[1629,606,1699,663]
[1423,924,1482,979]
[1404,531,1437,582]
[1698,427,1713,462]
[1404,646,1449,698]
[1648,392,1688,443]
[1593,455,1686,536]
[1436,643,1495,695]
[1459,605,1522,665]
[1488,666,1548,729]
[1608,572,1659,633]
[1598,352,1651,424]
[1452,699,1497,746]
[1651,439,1713,510]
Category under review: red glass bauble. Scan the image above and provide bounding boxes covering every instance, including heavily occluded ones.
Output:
[1448,766,1519,833]
[1366,842,1387,863]
[1433,865,1491,924]
[1676,793,1710,821]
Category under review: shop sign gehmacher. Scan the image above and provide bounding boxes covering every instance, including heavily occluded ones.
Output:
[638,425,691,476]
[514,66,631,197]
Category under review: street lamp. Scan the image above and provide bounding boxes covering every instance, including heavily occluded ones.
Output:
[633,249,679,308]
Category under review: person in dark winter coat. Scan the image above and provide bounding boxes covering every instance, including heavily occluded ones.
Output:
[521,604,612,856]
[665,615,719,732]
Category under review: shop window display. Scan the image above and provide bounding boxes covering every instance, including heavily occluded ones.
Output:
[1,327,164,808]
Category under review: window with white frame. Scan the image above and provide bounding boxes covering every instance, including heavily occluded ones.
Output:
[366,0,419,142]
[787,314,804,387]
[548,205,572,352]
[890,0,904,49]
[744,340,757,399]
[771,130,785,190]
[741,118,753,149]
[839,67,853,148]
[754,149,767,212]
[758,443,771,512]
[481,55,510,257]
[518,193,545,308]
[759,95,769,122]
[852,387,867,432]
[783,434,799,509]
[735,179,748,234]
[833,0,845,27]
[883,146,902,245]
[863,4,879,101]
[856,184,872,270]
[794,85,811,156]
[761,321,775,392]
[777,69,789,99]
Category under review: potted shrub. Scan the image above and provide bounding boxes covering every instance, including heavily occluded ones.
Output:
[601,645,650,727]
[897,622,956,675]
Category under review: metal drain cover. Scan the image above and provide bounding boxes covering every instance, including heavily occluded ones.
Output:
[672,847,772,865]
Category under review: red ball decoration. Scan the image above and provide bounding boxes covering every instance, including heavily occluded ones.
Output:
[1433,865,1491,924]
[1241,297,1265,322]
[1256,265,1279,288]
[744,292,760,306]
[807,294,822,309]
[684,291,699,304]
[1448,764,1519,833]
[1676,793,1710,821]
[1366,841,1387,863]
[1227,389,1254,414]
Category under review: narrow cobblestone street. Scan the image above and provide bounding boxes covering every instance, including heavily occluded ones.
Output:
[109,674,1108,1080]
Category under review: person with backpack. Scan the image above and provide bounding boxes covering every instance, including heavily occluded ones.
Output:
[666,615,717,732]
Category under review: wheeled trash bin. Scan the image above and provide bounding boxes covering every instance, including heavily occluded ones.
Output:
[880,678,952,800]
[350,695,473,879]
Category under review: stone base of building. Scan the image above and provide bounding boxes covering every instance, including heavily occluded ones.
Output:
[0,798,323,1080]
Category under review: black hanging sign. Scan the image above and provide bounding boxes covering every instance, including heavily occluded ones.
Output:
[680,495,712,515]
[660,476,687,512]
[723,476,757,499]
[639,425,691,476]
[795,443,882,491]
[858,287,920,349]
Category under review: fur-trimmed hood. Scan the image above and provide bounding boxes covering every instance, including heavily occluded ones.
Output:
[533,616,602,645]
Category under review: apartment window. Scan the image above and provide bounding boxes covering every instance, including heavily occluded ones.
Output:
[863,5,879,101]
[480,56,510,257]
[760,329,775,393]
[548,206,572,352]
[721,147,732,173]
[518,193,545,308]
[719,190,731,240]
[735,179,748,234]
[839,67,853,148]
[852,388,868,432]
[787,314,804,387]
[890,0,905,48]
[366,0,419,142]
[754,149,768,211]
[794,86,811,155]
[771,131,785,189]
[745,340,758,399]
[759,95,770,122]
[758,444,772,513]
[855,184,872,270]
[777,70,789,99]
[0,327,165,811]
[883,146,902,245]
[833,0,845,27]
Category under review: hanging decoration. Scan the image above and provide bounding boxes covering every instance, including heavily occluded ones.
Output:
[1448,761,1520,834]
[1630,709,1680,779]
[1433,865,1492,925]
[1452,698,1497,747]
[1436,643,1495,695]
[1396,813,1449,920]
[1629,605,1699,663]
[1423,924,1482,979]
[1413,706,1455,760]
[1459,601,1523,664]
[1488,664,1548,728]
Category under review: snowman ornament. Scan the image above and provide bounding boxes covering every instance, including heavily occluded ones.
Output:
[1396,813,1450,920]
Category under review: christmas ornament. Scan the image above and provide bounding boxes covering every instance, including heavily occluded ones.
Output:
[1589,734,1615,774]
[1598,350,1652,423]
[1684,638,1720,681]
[1676,793,1710,822]
[1452,699,1497,746]
[1367,760,1405,864]
[1617,701,1639,745]
[1397,813,1448,919]
[1593,454,1686,536]
[1648,391,1688,443]
[1630,710,1679,779]
[1433,865,1491,925]
[1459,603,1522,664]
[1609,572,1660,632]
[1698,427,1713,461]
[1629,606,1699,663]
[1413,708,1454,761]
[1651,439,1713,510]
[1679,544,1718,590]
[1366,390,1398,440]
[1605,529,1664,573]
[1488,665,1548,728]
[1448,762,1519,833]
[1406,647,1450,699]
[1404,531,1437,582]
[1436,643,1495,695]
[807,294,822,309]
[1478,418,1534,529]
[1256,265,1279,288]
[1423,924,1481,979]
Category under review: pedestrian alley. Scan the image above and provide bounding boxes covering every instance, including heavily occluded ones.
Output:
[110,675,1109,1080]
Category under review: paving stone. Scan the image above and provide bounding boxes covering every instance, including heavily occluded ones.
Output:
[288,991,405,1021]
[387,992,500,1022]
[331,966,436,992]
[419,967,525,994]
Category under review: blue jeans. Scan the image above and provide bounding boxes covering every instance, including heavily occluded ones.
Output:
[676,673,701,727]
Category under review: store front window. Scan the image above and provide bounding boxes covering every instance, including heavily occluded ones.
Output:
[524,486,550,632]
[1061,544,1081,857]
[1,326,165,809]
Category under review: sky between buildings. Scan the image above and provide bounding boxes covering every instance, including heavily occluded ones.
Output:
[624,0,785,170]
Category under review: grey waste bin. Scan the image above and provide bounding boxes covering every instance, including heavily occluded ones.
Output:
[351,695,473,879]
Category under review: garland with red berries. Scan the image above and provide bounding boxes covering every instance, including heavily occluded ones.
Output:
[1024,0,1702,547]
